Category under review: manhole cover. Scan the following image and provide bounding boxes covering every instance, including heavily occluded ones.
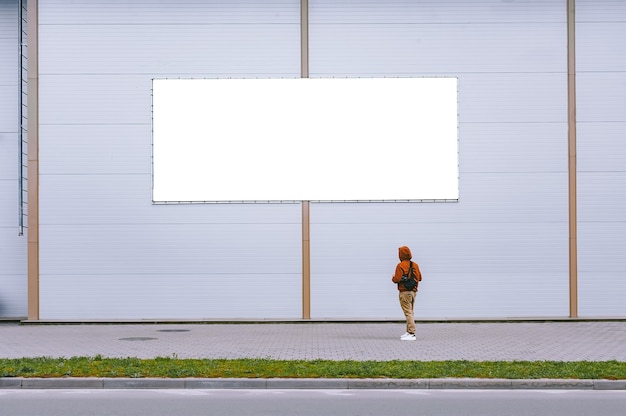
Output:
[157,329,191,333]
[119,337,158,341]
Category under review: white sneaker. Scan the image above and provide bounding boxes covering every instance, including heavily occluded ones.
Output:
[400,333,416,341]
[400,332,411,339]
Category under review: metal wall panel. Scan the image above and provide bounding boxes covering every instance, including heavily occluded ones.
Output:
[39,224,301,319]
[39,25,300,75]
[309,0,564,24]
[40,273,302,320]
[39,0,300,25]
[309,25,564,75]
[0,87,17,133]
[310,220,568,319]
[0,1,16,80]
[33,0,626,320]
[0,0,27,318]
[577,0,626,316]
[0,143,16,213]
[37,0,303,320]
[308,0,570,319]
[39,175,302,226]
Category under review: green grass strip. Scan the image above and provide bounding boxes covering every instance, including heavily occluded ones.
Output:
[1,357,625,380]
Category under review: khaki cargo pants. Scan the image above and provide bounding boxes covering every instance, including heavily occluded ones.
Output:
[399,290,416,335]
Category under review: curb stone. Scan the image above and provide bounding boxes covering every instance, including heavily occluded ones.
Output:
[185,378,267,389]
[267,378,348,389]
[20,378,104,389]
[509,379,594,390]
[1,378,626,390]
[103,378,185,389]
[593,380,626,390]
[0,378,21,388]
[347,379,429,389]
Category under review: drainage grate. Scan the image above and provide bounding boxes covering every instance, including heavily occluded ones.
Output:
[157,329,191,333]
[119,337,158,341]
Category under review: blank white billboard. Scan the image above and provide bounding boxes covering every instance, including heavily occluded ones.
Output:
[152,77,458,202]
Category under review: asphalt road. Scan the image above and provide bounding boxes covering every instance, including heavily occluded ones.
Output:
[1,389,626,416]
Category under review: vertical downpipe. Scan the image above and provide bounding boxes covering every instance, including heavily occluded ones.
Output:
[567,0,578,318]
[17,0,24,236]
[300,0,311,320]
[27,0,39,321]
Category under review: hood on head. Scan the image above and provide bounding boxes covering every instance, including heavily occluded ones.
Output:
[398,246,412,261]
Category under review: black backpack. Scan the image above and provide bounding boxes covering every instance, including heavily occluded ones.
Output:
[399,261,417,291]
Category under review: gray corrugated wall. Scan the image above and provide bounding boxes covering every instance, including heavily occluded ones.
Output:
[308,0,569,318]
[0,0,27,318]
[577,0,626,316]
[26,0,625,320]
[37,0,303,319]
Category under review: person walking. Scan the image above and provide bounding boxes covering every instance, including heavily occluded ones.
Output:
[392,245,422,341]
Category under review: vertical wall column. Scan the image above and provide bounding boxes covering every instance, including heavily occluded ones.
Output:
[567,0,578,318]
[302,201,310,319]
[300,0,311,319]
[26,0,39,321]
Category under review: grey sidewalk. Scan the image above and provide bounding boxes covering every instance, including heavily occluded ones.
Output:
[2,321,626,361]
[2,321,626,390]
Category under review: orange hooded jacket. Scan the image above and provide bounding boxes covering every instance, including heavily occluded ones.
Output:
[392,246,422,292]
